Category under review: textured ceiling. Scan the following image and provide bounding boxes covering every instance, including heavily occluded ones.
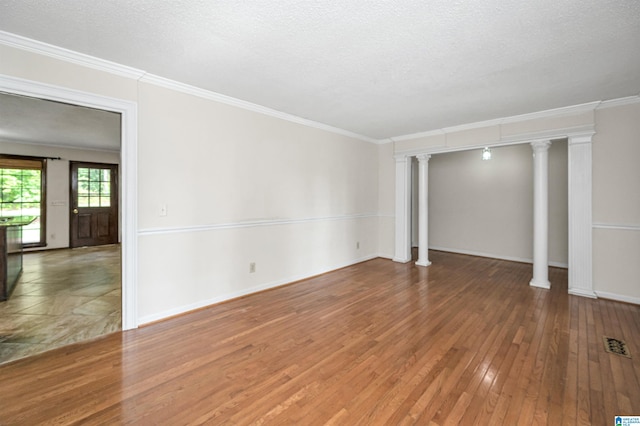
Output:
[0,92,121,151]
[0,0,639,140]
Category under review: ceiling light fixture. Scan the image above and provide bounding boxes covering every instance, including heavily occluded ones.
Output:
[482,147,492,160]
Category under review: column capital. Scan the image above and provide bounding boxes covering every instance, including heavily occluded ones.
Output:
[416,154,432,163]
[530,140,552,152]
[568,132,595,145]
[394,154,410,163]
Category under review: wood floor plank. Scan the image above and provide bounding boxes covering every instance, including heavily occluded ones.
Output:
[0,251,638,425]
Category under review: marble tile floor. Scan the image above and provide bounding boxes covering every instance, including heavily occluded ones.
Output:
[0,245,121,364]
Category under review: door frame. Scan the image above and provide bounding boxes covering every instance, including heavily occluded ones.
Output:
[0,74,138,330]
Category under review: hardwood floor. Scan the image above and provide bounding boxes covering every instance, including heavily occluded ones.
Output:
[0,251,638,425]
[0,245,121,364]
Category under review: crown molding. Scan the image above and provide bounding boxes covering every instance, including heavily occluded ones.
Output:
[596,95,640,110]
[393,123,596,157]
[2,30,637,146]
[139,74,379,144]
[500,100,601,125]
[391,129,445,143]
[392,101,601,143]
[0,30,146,80]
[0,137,120,153]
[0,30,378,145]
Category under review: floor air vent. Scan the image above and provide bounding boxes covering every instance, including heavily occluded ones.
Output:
[603,336,631,358]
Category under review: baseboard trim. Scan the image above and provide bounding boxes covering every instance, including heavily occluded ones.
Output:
[138,254,378,325]
[138,253,640,325]
[594,291,640,305]
[428,246,568,268]
[568,288,597,299]
[530,279,551,290]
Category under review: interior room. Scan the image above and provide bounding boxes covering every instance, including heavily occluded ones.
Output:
[0,93,122,363]
[422,142,568,267]
[0,1,638,424]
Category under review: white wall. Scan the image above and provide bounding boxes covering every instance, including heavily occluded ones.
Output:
[379,100,639,302]
[1,38,639,318]
[0,141,120,250]
[136,82,379,321]
[592,102,640,302]
[0,43,381,324]
[427,142,568,266]
[377,142,395,259]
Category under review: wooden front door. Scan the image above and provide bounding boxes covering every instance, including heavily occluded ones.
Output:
[70,162,118,248]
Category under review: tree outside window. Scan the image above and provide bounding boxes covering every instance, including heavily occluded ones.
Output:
[0,157,45,247]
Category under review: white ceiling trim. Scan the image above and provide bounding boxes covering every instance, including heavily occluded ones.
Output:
[388,94,640,145]
[0,73,125,151]
[0,30,378,145]
[391,101,602,143]
[0,30,145,80]
[0,136,120,153]
[2,30,639,147]
[139,74,380,144]
[597,95,640,110]
[393,124,596,158]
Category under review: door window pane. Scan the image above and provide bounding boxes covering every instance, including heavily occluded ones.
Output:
[77,167,112,207]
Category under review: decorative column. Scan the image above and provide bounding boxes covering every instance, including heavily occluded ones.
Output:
[530,140,551,289]
[567,133,596,297]
[416,154,432,267]
[393,155,412,263]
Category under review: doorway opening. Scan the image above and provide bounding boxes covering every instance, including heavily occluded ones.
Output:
[0,74,138,363]
[408,142,569,273]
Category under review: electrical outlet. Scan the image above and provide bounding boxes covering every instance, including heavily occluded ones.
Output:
[356,241,360,249]
[249,262,256,273]
[160,204,167,216]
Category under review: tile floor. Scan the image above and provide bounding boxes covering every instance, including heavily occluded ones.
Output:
[0,244,121,364]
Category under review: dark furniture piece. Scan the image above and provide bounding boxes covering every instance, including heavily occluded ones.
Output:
[0,217,34,301]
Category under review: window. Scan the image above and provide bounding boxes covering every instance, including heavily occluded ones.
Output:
[77,167,111,208]
[0,156,46,247]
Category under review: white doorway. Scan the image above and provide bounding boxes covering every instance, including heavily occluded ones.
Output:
[0,74,138,330]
